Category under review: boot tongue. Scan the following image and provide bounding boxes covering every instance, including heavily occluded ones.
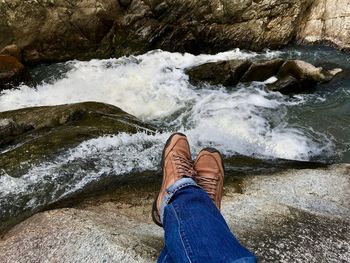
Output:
[174,139,191,160]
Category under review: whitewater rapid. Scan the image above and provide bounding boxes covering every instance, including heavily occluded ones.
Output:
[0,49,336,217]
[0,49,333,161]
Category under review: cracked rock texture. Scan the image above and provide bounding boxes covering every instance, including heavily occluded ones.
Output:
[297,0,350,51]
[0,0,317,63]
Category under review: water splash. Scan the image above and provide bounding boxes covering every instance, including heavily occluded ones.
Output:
[0,49,336,222]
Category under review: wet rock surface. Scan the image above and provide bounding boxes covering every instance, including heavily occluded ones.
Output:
[0,102,152,170]
[186,58,342,94]
[0,44,21,61]
[0,55,32,90]
[0,164,349,262]
[0,102,153,233]
[0,101,153,176]
[240,59,284,82]
[186,60,251,86]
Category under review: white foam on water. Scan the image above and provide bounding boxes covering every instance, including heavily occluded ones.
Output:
[0,49,335,217]
[0,48,334,171]
[0,49,266,120]
[0,132,168,212]
[184,86,331,160]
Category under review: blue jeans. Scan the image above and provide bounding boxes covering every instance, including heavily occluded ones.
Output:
[157,178,257,263]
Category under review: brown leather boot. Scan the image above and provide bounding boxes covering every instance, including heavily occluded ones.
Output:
[152,133,196,226]
[193,147,224,210]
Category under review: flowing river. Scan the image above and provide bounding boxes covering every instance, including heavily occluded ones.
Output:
[0,46,349,230]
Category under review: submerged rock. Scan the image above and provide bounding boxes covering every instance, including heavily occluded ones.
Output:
[0,164,348,262]
[0,55,32,90]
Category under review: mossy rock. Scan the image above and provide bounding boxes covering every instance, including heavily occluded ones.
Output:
[0,101,154,177]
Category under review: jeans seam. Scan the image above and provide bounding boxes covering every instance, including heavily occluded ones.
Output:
[171,204,193,263]
[161,253,169,263]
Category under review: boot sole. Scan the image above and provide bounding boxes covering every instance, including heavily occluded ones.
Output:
[151,132,187,227]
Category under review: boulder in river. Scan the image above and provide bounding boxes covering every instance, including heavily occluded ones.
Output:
[186,58,342,94]
[278,60,325,82]
[186,60,251,86]
[267,60,343,93]
[0,101,154,233]
[240,59,284,82]
[0,55,32,90]
[0,101,154,177]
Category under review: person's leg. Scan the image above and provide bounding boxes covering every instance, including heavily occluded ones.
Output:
[157,249,175,263]
[159,179,256,263]
[157,247,174,263]
[153,134,256,262]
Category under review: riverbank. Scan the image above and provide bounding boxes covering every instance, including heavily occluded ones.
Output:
[1,0,349,64]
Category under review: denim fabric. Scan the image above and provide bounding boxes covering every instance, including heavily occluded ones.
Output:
[157,181,257,263]
[160,177,199,224]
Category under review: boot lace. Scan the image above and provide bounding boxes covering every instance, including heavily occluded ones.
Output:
[195,176,218,201]
[172,153,197,178]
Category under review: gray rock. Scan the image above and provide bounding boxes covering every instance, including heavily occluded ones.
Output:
[267,75,300,93]
[278,60,325,83]
[186,58,342,94]
[274,60,340,92]
[297,0,350,51]
[0,164,349,262]
[266,60,343,93]
[241,59,284,82]
[186,60,251,86]
[0,118,32,147]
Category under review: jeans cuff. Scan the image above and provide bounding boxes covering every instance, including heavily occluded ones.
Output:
[160,177,199,224]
